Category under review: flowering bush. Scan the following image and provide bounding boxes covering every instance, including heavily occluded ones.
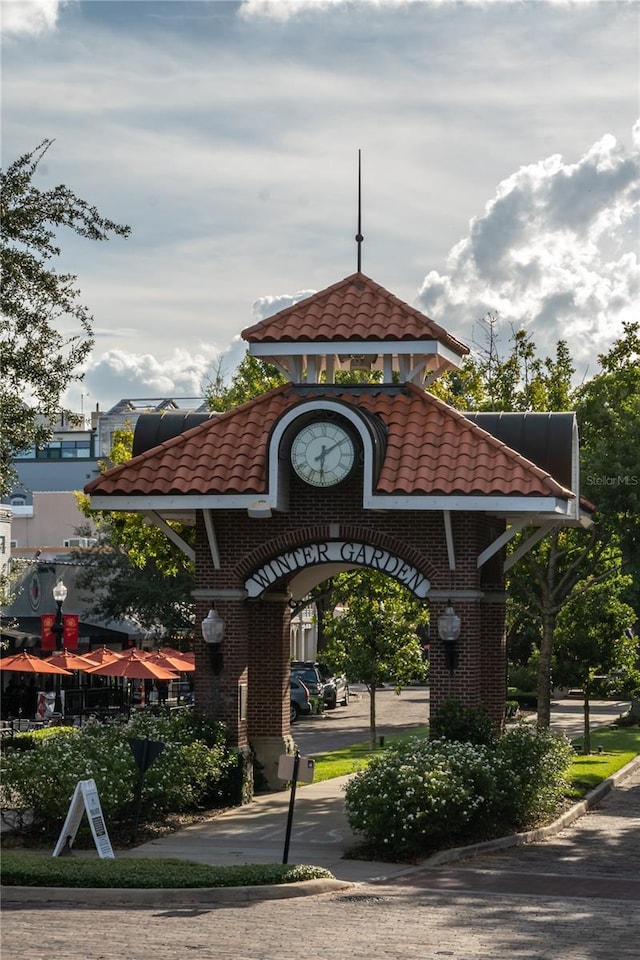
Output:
[345,738,497,858]
[495,723,574,827]
[0,710,237,838]
[344,723,574,860]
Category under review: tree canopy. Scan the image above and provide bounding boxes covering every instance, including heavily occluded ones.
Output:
[322,571,429,749]
[75,429,195,637]
[0,140,130,495]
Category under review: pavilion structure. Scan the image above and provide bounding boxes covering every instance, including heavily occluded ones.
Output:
[86,271,589,788]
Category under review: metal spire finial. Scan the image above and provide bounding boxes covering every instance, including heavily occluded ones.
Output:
[355,149,363,272]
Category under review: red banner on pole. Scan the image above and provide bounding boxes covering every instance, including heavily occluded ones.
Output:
[41,614,55,651]
[63,614,79,651]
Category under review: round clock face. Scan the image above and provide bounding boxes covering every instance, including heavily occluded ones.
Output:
[291,420,356,487]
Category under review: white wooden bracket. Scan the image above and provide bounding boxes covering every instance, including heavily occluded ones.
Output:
[144,511,195,562]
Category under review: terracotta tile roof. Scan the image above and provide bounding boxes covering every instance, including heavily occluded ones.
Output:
[241,272,469,357]
[358,385,572,498]
[85,385,573,501]
[85,387,293,497]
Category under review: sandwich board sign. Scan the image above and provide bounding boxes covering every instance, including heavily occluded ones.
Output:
[52,778,114,859]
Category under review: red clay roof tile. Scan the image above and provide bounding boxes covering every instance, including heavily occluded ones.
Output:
[85,384,573,501]
[241,273,469,357]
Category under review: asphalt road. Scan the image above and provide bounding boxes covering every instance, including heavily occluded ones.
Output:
[292,684,630,755]
[292,682,430,754]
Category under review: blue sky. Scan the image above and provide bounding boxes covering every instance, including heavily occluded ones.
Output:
[2,0,638,413]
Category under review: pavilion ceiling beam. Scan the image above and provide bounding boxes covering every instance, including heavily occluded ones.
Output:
[143,511,195,562]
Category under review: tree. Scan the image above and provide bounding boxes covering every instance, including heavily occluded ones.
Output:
[516,528,627,729]
[321,571,429,749]
[75,429,195,637]
[436,318,637,729]
[554,577,637,752]
[431,317,574,413]
[206,352,286,413]
[0,139,130,495]
[574,321,640,613]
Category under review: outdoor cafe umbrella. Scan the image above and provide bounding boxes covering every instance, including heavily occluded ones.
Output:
[146,651,195,672]
[85,650,179,681]
[45,651,97,671]
[83,646,124,665]
[0,651,72,675]
[159,646,194,662]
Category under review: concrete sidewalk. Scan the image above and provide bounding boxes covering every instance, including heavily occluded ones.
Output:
[120,698,631,883]
[122,772,401,883]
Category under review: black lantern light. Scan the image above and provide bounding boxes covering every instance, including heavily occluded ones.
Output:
[437,601,461,673]
[201,608,224,673]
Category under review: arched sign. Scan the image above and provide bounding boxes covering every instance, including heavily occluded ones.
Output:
[245,541,430,599]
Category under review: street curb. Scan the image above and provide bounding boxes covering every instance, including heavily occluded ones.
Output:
[422,753,640,868]
[0,876,353,905]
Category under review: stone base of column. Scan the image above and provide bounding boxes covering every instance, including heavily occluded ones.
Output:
[252,735,296,791]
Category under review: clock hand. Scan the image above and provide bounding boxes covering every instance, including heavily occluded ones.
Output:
[315,444,328,468]
[320,437,350,458]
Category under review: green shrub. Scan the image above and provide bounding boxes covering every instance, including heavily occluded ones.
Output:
[344,724,574,860]
[505,700,520,720]
[429,699,497,746]
[0,710,236,838]
[309,695,324,715]
[508,661,538,692]
[345,737,497,859]
[495,723,574,827]
[0,850,333,889]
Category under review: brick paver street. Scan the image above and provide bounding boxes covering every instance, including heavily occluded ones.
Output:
[3,764,639,960]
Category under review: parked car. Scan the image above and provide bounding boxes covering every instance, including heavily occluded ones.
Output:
[290,662,326,701]
[291,661,349,710]
[317,663,349,709]
[290,677,311,723]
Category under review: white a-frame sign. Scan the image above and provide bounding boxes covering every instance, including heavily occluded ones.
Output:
[53,778,114,858]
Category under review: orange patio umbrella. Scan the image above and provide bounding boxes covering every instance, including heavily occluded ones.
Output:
[146,651,195,672]
[0,651,72,675]
[113,647,152,661]
[45,651,97,671]
[85,650,179,681]
[159,646,194,662]
[83,646,124,665]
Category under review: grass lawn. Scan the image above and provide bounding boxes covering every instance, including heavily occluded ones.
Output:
[311,723,640,803]
[565,725,640,797]
[310,725,430,782]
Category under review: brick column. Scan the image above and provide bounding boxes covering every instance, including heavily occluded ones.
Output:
[247,596,295,789]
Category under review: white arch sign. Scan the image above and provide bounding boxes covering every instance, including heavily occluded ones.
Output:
[245,541,430,599]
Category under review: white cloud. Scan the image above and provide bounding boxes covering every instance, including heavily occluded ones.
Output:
[0,0,68,35]
[416,124,640,370]
[251,289,317,322]
[66,341,246,413]
[238,0,602,19]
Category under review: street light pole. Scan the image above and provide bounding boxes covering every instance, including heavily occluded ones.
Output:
[50,580,68,716]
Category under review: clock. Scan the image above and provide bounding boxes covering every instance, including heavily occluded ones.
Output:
[291,420,356,487]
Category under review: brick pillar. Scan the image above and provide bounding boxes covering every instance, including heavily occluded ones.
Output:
[247,597,295,789]
[480,596,507,731]
[193,598,249,749]
[429,596,507,734]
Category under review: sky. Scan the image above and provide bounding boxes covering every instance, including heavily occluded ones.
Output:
[1,0,639,415]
